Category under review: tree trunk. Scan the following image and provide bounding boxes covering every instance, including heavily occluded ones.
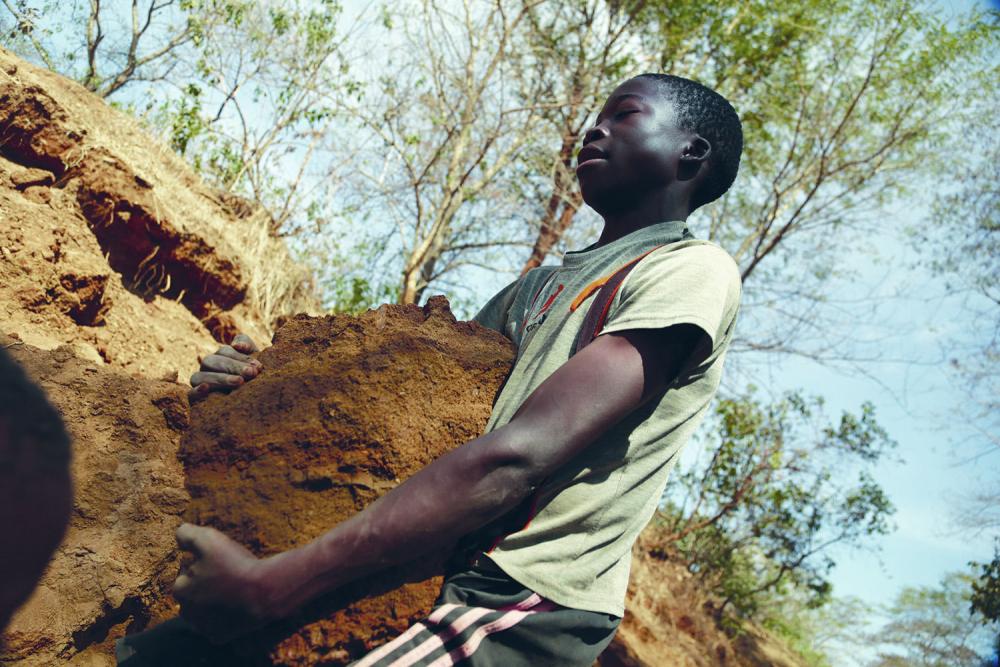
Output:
[520,135,583,275]
[399,266,422,305]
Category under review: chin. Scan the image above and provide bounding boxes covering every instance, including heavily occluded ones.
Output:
[579,175,616,214]
[581,184,632,217]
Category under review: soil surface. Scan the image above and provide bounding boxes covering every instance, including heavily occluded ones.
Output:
[596,526,807,667]
[181,297,516,665]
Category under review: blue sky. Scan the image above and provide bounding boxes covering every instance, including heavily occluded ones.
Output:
[775,255,995,582]
[804,0,996,630]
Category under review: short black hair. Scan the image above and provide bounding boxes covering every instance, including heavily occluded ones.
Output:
[0,346,71,474]
[636,73,743,209]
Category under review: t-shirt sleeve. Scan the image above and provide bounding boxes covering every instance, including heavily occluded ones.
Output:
[473,278,523,336]
[599,243,742,353]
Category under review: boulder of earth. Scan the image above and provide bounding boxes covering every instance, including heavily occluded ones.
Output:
[181,296,515,666]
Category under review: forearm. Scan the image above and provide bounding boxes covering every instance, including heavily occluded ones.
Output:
[256,427,538,616]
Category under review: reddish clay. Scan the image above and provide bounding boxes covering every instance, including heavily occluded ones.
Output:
[181,297,515,666]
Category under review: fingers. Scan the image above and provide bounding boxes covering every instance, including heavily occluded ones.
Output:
[231,333,259,354]
[201,351,261,378]
[190,351,261,395]
[187,335,263,396]
[190,371,246,390]
[174,524,213,602]
[215,344,254,363]
[190,345,261,394]
[176,523,209,557]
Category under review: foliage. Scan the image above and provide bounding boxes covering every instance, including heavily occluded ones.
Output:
[867,571,999,667]
[143,0,353,236]
[715,0,994,368]
[660,390,896,619]
[971,540,1000,626]
[3,0,200,96]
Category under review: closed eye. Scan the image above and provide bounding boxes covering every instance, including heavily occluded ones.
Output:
[593,103,643,125]
[614,108,641,119]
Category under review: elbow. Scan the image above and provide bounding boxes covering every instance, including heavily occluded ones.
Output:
[479,423,551,492]
[452,435,541,514]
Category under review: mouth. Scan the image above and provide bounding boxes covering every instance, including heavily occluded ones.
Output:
[576,145,607,169]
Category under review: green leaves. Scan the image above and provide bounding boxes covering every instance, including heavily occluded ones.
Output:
[822,401,893,462]
[970,541,1000,625]
[663,389,896,620]
[168,84,205,156]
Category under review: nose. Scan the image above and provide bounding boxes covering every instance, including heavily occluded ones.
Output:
[582,122,609,146]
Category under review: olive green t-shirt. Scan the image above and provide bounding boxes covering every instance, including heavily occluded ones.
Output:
[472,220,742,617]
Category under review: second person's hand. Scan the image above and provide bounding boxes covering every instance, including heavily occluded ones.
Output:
[189,333,262,402]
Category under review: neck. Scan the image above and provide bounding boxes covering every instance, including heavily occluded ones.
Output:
[595,193,689,247]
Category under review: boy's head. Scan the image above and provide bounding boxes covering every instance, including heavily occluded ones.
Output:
[576,73,743,218]
[0,347,72,634]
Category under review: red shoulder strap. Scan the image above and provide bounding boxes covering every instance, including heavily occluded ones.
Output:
[572,245,665,356]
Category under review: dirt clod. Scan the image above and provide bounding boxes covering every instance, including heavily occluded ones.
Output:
[181,297,516,665]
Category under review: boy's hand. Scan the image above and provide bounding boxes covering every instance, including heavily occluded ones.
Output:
[173,523,274,642]
[189,333,261,402]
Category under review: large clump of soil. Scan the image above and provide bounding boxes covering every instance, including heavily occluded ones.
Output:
[0,335,191,666]
[181,297,515,666]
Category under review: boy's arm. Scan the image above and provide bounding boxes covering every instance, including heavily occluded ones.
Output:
[174,323,704,638]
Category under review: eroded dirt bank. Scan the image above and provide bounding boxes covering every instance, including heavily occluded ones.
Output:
[1,336,190,666]
[0,46,273,382]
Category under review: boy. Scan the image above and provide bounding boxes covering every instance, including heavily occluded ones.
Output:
[166,73,743,666]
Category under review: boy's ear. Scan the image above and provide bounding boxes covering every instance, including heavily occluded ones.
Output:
[680,135,711,163]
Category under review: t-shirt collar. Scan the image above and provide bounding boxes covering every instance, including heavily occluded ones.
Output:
[561,220,690,269]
